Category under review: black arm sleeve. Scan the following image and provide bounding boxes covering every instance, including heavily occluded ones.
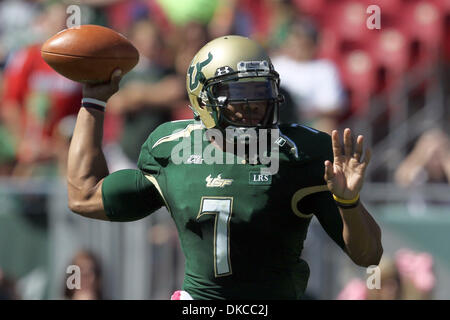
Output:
[102,169,164,222]
[301,190,346,251]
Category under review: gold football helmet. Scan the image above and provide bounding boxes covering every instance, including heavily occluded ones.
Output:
[186,35,284,129]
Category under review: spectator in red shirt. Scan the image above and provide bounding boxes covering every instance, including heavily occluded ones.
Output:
[1,2,82,176]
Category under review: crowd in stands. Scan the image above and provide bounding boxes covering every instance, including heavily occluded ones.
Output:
[63,249,103,300]
[337,248,436,300]
[0,0,447,300]
[0,0,447,180]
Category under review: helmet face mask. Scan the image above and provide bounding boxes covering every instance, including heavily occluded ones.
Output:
[186,36,284,131]
[207,76,280,129]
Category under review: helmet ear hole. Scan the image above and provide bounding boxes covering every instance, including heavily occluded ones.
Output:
[197,97,206,109]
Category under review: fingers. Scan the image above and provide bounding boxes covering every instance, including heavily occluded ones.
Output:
[354,135,363,161]
[333,129,370,164]
[344,128,352,157]
[111,69,122,81]
[324,160,335,181]
[82,69,123,102]
[111,69,122,87]
[331,130,341,159]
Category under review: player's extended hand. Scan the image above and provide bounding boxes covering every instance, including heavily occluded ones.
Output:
[324,128,371,200]
[82,69,122,102]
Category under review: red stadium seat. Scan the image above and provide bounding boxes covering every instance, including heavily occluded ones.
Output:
[429,0,450,61]
[430,0,450,14]
[293,0,327,19]
[323,1,370,45]
[316,27,340,61]
[362,0,402,20]
[398,1,444,67]
[338,50,376,114]
[444,12,450,61]
[366,29,409,91]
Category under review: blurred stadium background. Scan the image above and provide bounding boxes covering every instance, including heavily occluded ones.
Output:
[0,0,449,300]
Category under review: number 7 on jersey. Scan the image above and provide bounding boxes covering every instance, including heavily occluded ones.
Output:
[197,197,233,277]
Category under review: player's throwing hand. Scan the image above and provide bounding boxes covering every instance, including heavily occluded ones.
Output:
[324,128,371,201]
[82,69,122,102]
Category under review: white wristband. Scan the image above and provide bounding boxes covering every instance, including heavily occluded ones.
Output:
[81,98,107,108]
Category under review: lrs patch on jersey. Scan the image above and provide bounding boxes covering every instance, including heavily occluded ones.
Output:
[249,172,272,185]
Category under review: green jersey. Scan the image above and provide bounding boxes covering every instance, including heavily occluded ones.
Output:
[102,119,346,300]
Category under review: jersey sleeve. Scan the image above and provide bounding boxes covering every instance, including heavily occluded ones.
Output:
[137,130,162,175]
[308,191,346,251]
[137,121,178,174]
[102,169,164,222]
[313,133,346,251]
[298,131,346,251]
[103,122,180,221]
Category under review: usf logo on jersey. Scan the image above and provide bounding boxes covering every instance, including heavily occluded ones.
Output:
[206,174,233,188]
[249,172,272,185]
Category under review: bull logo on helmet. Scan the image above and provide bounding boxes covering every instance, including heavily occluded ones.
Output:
[188,52,213,91]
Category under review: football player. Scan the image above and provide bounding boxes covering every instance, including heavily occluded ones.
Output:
[67,36,382,299]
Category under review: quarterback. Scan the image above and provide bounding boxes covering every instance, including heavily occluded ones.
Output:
[67,36,382,299]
